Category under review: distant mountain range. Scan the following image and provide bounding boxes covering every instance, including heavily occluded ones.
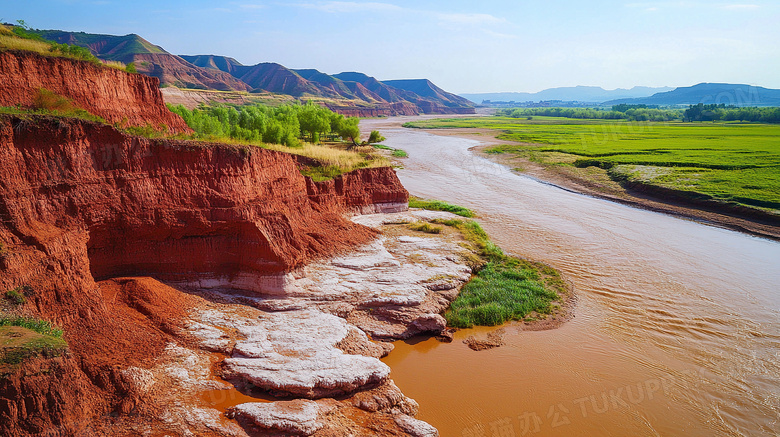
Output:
[35,30,474,116]
[603,83,780,106]
[462,83,780,107]
[460,86,674,104]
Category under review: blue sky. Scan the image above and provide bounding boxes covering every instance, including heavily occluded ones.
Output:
[4,0,779,93]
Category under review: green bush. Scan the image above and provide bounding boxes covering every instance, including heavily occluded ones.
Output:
[169,101,366,147]
[125,62,137,73]
[368,130,386,144]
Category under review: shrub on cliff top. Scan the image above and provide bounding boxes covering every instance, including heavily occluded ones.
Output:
[169,102,390,180]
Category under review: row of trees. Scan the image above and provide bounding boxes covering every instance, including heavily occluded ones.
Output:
[498,107,681,122]
[168,102,362,147]
[683,103,780,123]
[500,104,780,123]
[499,107,627,120]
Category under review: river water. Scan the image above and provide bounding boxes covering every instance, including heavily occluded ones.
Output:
[362,117,780,437]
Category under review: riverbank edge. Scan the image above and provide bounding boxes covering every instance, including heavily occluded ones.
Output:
[470,143,780,241]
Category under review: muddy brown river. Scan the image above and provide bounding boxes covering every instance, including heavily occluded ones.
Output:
[362,117,780,437]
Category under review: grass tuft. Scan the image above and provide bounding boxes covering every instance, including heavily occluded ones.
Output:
[32,88,77,112]
[0,33,52,53]
[372,143,408,158]
[408,222,442,234]
[5,289,25,305]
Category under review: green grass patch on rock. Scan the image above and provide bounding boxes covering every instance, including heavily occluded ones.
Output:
[3,285,33,306]
[373,144,408,158]
[430,216,567,328]
[408,196,475,217]
[0,316,67,368]
[408,222,442,234]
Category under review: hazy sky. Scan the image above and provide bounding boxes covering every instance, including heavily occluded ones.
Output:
[4,0,779,93]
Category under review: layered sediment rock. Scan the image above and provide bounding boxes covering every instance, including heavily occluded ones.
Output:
[0,50,191,133]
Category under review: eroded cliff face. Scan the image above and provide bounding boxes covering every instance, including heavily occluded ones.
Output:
[0,114,409,436]
[0,50,191,133]
[1,115,405,280]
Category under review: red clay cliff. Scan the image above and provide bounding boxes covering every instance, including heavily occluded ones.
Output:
[0,50,191,133]
[0,114,408,435]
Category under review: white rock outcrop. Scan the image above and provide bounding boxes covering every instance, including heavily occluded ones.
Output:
[230,399,326,436]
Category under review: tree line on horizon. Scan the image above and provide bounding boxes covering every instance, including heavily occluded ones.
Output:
[498,106,681,122]
[682,103,780,123]
[498,104,780,124]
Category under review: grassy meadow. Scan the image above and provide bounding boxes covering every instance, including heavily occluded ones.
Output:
[405,117,780,211]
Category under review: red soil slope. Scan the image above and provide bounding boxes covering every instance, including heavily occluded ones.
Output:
[0,115,407,435]
[0,50,191,133]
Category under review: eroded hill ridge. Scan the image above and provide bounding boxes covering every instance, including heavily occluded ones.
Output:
[37,29,475,116]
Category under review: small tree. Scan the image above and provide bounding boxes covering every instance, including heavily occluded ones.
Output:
[368,130,385,144]
[336,117,361,146]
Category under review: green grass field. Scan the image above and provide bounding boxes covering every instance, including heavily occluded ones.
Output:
[405,117,780,211]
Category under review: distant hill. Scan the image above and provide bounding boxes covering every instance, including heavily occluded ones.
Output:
[180,54,243,75]
[36,30,167,63]
[334,72,412,103]
[30,29,474,115]
[384,79,475,110]
[604,83,780,107]
[38,30,250,91]
[461,86,674,104]
[294,69,383,102]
